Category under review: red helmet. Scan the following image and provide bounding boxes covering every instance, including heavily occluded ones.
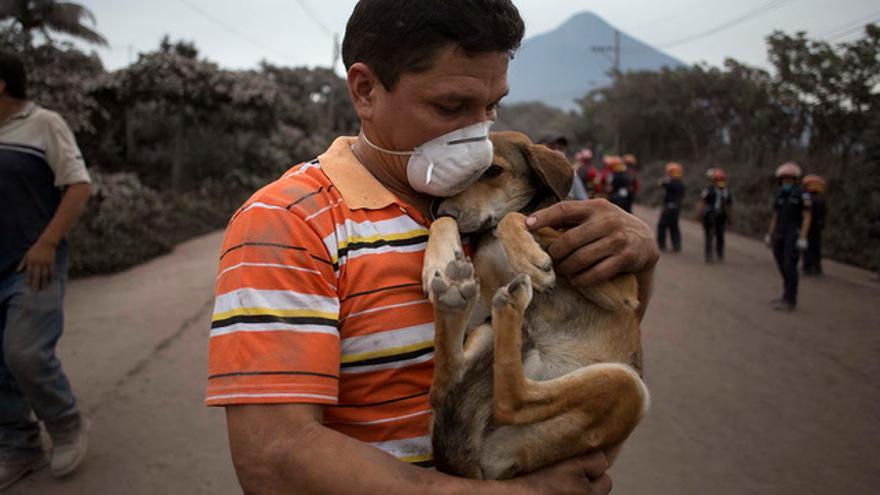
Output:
[775,161,802,179]
[665,162,683,178]
[575,149,593,165]
[802,174,826,192]
[713,168,727,182]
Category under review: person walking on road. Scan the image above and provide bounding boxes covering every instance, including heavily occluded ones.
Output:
[657,162,685,252]
[0,52,92,489]
[765,162,812,312]
[607,155,633,213]
[575,149,600,199]
[801,174,827,276]
[622,153,640,205]
[696,168,733,263]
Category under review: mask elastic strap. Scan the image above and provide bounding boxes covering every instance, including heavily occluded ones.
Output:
[361,131,416,156]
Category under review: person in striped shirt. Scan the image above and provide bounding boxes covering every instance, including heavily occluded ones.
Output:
[208,1,659,493]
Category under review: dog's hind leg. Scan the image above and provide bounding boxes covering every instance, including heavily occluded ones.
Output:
[480,410,628,479]
[490,277,649,454]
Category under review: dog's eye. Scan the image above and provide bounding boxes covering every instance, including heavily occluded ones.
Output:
[483,165,503,178]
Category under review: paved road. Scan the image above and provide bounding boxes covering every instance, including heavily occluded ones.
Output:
[9,207,880,494]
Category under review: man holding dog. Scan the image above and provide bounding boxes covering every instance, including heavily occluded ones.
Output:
[207,1,659,493]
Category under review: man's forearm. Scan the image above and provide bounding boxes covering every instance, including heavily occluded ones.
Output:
[235,420,511,495]
[38,182,91,247]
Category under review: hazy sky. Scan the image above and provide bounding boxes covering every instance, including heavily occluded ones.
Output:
[70,0,880,73]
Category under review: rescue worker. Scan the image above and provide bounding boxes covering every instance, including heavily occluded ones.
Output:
[801,174,827,276]
[623,153,640,204]
[696,168,733,263]
[606,156,633,212]
[764,162,812,312]
[575,149,600,199]
[593,154,614,200]
[657,162,685,252]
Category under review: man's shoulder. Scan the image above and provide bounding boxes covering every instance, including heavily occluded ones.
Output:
[243,159,340,215]
[23,105,66,128]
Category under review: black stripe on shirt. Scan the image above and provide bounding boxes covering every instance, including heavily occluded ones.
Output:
[211,314,338,330]
[329,391,429,408]
[337,234,429,261]
[341,283,423,302]
[208,370,339,380]
[340,346,434,369]
[219,241,333,267]
[287,187,324,210]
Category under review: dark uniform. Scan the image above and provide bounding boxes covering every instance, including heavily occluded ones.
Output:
[772,185,812,307]
[802,192,826,275]
[657,178,685,251]
[700,185,732,262]
[609,172,633,213]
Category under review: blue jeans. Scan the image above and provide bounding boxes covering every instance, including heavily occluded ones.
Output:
[0,247,80,455]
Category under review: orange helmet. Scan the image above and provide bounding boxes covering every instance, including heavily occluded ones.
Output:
[665,162,683,178]
[802,174,826,193]
[775,161,802,179]
[575,149,593,165]
[623,153,637,165]
[606,156,626,172]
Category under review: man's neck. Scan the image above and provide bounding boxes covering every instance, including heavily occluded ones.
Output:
[351,134,433,218]
[0,98,28,127]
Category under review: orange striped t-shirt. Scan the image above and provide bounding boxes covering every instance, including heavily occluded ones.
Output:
[206,136,438,465]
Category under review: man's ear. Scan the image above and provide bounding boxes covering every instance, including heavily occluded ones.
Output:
[347,62,381,122]
[523,144,574,201]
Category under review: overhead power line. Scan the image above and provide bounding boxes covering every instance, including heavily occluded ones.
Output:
[177,0,295,63]
[818,10,880,39]
[656,0,796,49]
[820,11,880,43]
[294,0,333,38]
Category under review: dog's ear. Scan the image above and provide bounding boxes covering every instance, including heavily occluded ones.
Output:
[522,144,574,201]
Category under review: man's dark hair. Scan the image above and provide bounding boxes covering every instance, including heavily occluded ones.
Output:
[342,0,525,90]
[0,51,26,99]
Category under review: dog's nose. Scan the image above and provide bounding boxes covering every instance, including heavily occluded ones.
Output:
[431,200,459,220]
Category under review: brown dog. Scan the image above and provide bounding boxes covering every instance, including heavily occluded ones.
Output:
[423,131,649,480]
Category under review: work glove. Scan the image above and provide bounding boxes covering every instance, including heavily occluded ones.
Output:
[796,238,808,251]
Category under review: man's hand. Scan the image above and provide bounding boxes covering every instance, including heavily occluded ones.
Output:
[17,239,57,291]
[526,200,659,287]
[508,452,613,495]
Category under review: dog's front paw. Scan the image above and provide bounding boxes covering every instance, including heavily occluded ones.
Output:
[429,255,479,313]
[507,244,555,292]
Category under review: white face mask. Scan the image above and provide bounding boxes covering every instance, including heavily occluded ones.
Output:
[361,121,494,197]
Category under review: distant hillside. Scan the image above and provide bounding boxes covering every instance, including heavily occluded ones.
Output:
[507,12,683,111]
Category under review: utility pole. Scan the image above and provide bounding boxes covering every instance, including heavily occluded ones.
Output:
[590,29,621,75]
[591,30,622,151]
[613,29,620,77]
